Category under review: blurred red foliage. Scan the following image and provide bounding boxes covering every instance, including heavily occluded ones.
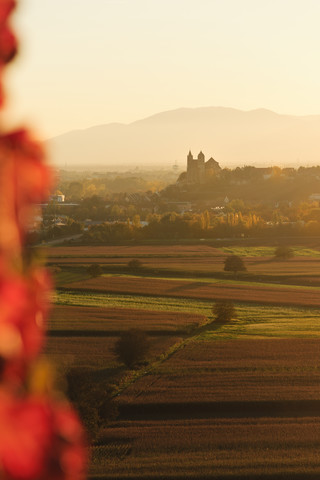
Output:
[0,130,53,259]
[0,268,51,383]
[0,2,88,478]
[0,390,87,480]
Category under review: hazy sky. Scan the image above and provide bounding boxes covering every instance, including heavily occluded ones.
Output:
[4,0,320,138]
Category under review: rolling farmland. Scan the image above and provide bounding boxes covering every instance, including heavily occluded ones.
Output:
[47,244,320,283]
[62,274,320,307]
[46,243,320,479]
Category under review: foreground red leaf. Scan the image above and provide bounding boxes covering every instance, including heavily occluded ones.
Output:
[0,130,53,260]
[0,24,16,63]
[0,0,15,25]
[0,3,88,480]
[0,390,87,480]
[0,268,51,382]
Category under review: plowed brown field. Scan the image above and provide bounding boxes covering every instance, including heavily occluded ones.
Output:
[47,245,222,257]
[119,338,320,404]
[93,417,320,478]
[45,335,181,370]
[50,305,205,333]
[47,245,320,281]
[48,254,320,277]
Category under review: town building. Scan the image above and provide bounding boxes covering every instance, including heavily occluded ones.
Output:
[49,194,65,203]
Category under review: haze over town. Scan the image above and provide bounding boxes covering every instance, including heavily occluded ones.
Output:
[4,0,320,170]
[48,106,320,168]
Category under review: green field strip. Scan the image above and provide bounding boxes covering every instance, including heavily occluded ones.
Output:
[200,304,320,340]
[53,291,320,338]
[221,246,320,257]
[55,271,91,286]
[54,291,214,317]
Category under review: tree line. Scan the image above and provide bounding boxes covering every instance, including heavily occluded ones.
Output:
[80,210,320,244]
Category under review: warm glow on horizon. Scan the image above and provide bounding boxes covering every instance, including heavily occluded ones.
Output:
[3,0,320,142]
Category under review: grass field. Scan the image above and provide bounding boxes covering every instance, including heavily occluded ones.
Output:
[46,242,320,479]
[54,290,213,315]
[221,246,320,257]
[53,269,90,286]
[53,290,320,338]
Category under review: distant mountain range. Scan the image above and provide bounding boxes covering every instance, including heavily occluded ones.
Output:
[47,107,320,168]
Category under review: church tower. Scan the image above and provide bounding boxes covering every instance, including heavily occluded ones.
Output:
[197,151,205,183]
[197,151,205,163]
[187,150,193,169]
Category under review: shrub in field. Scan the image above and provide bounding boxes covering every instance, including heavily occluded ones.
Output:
[274,245,294,260]
[114,329,150,368]
[212,300,237,323]
[128,258,143,272]
[87,263,103,277]
[224,255,246,274]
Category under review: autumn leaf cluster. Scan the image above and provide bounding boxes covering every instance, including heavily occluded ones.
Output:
[0,2,88,479]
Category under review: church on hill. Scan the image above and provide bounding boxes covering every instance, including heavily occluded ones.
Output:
[186,151,221,184]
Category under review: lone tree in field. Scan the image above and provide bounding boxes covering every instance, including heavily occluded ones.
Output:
[87,263,102,277]
[224,255,246,274]
[127,258,143,273]
[274,245,294,260]
[212,300,237,324]
[114,329,150,368]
